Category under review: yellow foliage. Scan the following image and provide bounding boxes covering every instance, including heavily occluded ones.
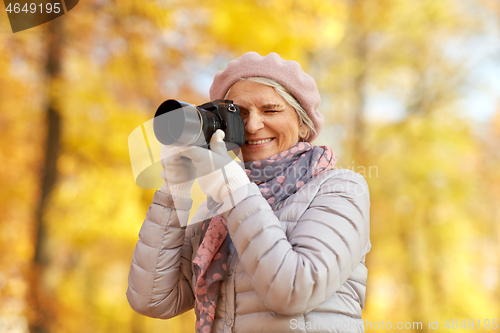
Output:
[0,0,498,332]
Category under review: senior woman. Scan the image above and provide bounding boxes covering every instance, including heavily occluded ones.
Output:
[126,52,371,333]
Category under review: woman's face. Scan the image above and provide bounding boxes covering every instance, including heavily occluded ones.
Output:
[227,80,307,162]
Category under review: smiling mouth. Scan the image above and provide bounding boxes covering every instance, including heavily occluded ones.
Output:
[246,138,274,145]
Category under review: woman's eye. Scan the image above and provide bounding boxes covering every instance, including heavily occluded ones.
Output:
[265,110,278,113]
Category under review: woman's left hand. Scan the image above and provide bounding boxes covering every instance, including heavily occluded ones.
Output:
[178,129,250,203]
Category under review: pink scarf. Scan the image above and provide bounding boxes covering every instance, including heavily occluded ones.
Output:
[192,143,337,333]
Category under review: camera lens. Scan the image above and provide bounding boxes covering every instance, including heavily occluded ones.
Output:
[153,99,245,150]
[153,100,205,146]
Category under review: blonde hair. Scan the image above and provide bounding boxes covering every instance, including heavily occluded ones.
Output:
[224,77,317,141]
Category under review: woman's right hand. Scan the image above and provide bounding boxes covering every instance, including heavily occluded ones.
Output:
[160,145,196,199]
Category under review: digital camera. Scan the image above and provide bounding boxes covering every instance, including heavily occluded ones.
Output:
[153,99,245,150]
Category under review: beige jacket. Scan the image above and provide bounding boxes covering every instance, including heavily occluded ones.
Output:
[127,169,371,332]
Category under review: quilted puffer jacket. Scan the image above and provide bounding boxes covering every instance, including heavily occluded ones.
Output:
[127,169,371,333]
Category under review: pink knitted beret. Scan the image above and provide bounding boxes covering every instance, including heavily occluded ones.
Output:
[209,52,323,142]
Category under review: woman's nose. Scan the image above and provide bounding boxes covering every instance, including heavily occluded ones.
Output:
[244,112,264,134]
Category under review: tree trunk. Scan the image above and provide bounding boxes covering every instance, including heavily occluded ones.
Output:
[347,0,368,164]
[351,34,368,161]
[29,18,63,333]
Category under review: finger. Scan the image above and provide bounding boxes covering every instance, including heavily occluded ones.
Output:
[178,145,211,163]
[210,130,227,155]
[160,144,180,162]
[166,156,191,167]
[211,129,225,143]
[161,145,196,170]
[177,144,197,153]
[161,144,196,159]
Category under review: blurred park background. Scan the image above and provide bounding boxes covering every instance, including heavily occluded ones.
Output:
[1,0,500,332]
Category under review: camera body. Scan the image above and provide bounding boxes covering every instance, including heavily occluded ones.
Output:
[198,100,246,150]
[153,99,245,151]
